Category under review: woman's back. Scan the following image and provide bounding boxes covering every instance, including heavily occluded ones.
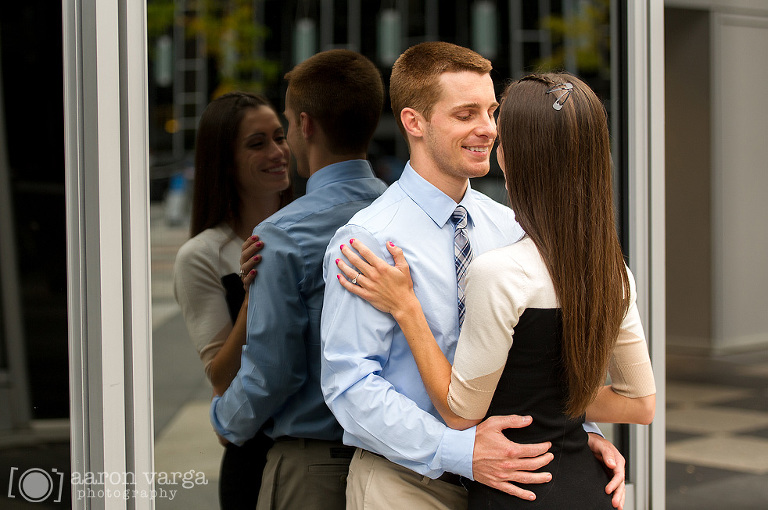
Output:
[470,307,613,509]
[452,237,646,509]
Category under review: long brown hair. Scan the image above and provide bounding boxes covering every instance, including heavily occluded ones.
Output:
[498,73,630,418]
[190,91,292,237]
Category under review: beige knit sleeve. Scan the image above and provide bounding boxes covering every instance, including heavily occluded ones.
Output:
[173,234,234,381]
[608,267,657,398]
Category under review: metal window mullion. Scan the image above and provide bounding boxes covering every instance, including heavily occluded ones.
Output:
[626,2,650,509]
[64,0,132,508]
[120,0,155,507]
[647,1,667,508]
[626,1,666,509]
[92,1,128,508]
[63,0,90,497]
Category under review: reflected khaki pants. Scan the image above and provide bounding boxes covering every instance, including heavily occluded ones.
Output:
[346,448,468,510]
[255,438,353,510]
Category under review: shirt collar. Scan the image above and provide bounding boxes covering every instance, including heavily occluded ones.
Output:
[398,161,477,228]
[306,159,376,193]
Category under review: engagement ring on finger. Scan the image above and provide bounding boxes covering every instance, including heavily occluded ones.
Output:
[351,272,361,285]
[239,269,246,279]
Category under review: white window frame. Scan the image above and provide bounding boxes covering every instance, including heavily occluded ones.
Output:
[62,1,665,508]
[626,1,666,509]
[64,1,153,509]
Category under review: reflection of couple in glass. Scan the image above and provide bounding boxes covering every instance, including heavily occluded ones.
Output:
[173,91,293,509]
[177,50,387,510]
[175,40,655,510]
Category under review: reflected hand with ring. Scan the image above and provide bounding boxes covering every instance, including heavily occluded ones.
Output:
[335,239,418,319]
[239,235,265,290]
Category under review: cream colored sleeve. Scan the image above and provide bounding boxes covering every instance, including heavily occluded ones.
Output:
[447,251,528,420]
[608,267,657,398]
[173,237,232,379]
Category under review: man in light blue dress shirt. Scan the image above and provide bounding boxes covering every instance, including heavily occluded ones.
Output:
[210,50,387,510]
[321,42,627,510]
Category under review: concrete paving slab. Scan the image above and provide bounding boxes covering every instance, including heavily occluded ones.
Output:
[666,435,768,474]
[666,407,768,434]
[666,382,752,406]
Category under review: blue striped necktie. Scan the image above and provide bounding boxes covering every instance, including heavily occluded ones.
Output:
[451,205,473,328]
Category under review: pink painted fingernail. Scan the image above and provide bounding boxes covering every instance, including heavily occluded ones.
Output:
[349,238,355,244]
[340,244,345,251]
[253,255,261,261]
[335,258,340,265]
[256,241,263,248]
[249,270,256,276]
[251,235,258,241]
[388,241,394,247]
[336,274,341,280]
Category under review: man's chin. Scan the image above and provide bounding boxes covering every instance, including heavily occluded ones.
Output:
[466,162,491,179]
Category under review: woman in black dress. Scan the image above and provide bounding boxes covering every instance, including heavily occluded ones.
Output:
[174,92,292,509]
[335,73,656,509]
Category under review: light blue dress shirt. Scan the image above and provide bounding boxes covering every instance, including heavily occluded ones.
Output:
[211,160,387,445]
[321,162,525,479]
[322,163,603,480]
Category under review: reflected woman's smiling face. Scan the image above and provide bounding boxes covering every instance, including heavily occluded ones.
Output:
[234,105,291,200]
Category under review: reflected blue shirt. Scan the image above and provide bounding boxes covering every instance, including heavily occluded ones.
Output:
[211,160,387,445]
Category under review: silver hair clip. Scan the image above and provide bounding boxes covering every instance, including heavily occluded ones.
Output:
[546,82,573,111]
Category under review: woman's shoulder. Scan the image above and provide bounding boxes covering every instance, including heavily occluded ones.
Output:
[471,236,543,275]
[470,237,557,308]
[175,224,237,267]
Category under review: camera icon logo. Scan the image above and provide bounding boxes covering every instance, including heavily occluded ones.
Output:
[7,467,64,503]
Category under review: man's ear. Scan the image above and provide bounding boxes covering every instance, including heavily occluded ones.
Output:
[300,112,313,140]
[400,107,425,138]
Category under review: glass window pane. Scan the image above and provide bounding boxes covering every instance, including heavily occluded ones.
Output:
[147,2,629,507]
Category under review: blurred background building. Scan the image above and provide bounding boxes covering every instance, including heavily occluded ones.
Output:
[0,0,765,508]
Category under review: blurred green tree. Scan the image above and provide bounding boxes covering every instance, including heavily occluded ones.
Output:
[147,0,280,98]
[538,0,611,79]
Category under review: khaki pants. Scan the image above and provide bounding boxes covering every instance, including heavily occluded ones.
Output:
[256,438,354,510]
[346,448,468,510]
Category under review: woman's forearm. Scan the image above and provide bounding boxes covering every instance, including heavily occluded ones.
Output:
[209,298,248,396]
[392,299,481,430]
[585,385,656,425]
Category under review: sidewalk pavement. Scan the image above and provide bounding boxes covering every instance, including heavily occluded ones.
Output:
[150,206,219,509]
[665,350,768,509]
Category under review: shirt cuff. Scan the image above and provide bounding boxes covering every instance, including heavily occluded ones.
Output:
[583,421,603,437]
[210,396,239,445]
[438,426,476,479]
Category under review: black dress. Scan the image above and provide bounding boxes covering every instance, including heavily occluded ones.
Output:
[219,274,274,510]
[467,308,613,510]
